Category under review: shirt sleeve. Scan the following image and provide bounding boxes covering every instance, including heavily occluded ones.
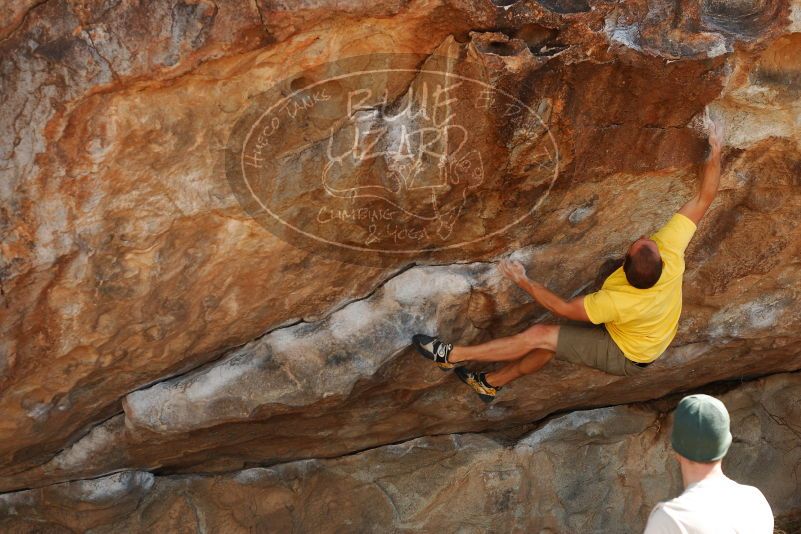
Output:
[583,289,620,325]
[650,213,697,257]
[643,505,683,534]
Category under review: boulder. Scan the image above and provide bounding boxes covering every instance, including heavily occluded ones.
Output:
[2,0,801,525]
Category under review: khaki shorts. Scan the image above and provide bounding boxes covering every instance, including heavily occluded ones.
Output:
[555,324,648,377]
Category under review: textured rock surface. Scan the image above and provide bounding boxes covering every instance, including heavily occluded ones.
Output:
[2,371,801,532]
[2,0,801,526]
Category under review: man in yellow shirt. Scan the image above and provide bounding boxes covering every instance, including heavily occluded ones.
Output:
[413,114,724,402]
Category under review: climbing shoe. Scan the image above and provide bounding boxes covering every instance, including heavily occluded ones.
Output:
[412,334,456,370]
[455,367,500,403]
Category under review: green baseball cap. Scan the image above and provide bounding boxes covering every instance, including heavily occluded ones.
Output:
[671,394,733,462]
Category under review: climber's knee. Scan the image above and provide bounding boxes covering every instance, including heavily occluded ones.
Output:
[518,324,559,352]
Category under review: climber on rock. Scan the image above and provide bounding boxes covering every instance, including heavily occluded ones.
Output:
[412,111,725,402]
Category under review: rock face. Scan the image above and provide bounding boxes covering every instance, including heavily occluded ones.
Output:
[2,0,801,528]
[2,371,801,532]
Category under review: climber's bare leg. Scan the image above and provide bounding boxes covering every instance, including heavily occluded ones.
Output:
[484,348,555,387]
[449,324,559,364]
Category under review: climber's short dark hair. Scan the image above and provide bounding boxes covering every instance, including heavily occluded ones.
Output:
[624,246,663,289]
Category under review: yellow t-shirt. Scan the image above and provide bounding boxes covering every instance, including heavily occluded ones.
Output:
[583,213,697,363]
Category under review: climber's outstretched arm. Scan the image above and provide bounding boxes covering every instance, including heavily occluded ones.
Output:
[498,259,591,322]
[679,112,724,225]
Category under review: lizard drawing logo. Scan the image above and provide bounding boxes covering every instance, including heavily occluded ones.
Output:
[225,53,559,265]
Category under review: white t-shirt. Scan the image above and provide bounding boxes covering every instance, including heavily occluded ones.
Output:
[643,475,773,534]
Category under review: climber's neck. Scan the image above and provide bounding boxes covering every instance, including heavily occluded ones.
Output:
[678,454,725,489]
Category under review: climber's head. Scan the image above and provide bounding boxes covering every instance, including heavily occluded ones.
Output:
[624,236,663,289]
